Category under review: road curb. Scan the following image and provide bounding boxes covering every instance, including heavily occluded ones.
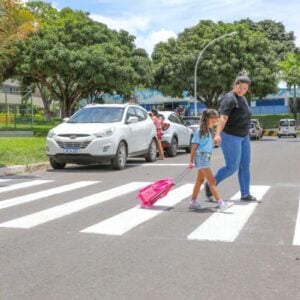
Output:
[0,162,50,176]
[262,130,278,136]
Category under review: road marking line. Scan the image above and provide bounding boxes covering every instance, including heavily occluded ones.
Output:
[0,180,52,194]
[81,184,193,236]
[0,182,148,229]
[0,179,10,183]
[293,197,300,246]
[0,181,99,210]
[187,185,270,242]
[129,163,189,166]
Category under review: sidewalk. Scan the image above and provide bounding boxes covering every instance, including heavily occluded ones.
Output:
[0,162,50,176]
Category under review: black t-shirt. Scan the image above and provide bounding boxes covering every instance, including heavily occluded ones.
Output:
[219,91,251,137]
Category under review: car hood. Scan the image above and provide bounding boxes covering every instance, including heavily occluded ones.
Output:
[52,122,119,135]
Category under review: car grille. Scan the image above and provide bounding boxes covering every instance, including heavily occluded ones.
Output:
[57,134,90,137]
[56,141,91,149]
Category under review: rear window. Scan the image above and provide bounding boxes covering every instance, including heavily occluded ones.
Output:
[279,120,289,126]
[184,118,200,126]
[169,114,184,125]
[280,120,296,127]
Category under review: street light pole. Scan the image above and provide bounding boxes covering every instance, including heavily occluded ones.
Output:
[194,31,237,116]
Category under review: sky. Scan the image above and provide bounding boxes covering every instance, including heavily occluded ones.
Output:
[23,0,300,55]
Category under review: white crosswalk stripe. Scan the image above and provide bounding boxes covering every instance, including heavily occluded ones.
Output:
[0,180,52,194]
[0,179,10,183]
[81,184,193,236]
[187,185,270,242]
[0,178,299,247]
[293,197,300,246]
[0,181,99,210]
[0,182,148,229]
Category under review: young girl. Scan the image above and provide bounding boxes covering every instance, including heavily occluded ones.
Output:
[151,109,165,160]
[188,109,234,212]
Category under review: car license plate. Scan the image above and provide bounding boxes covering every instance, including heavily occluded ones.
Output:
[63,148,80,153]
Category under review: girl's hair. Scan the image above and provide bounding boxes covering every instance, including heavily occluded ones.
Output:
[151,108,159,116]
[234,70,251,85]
[199,109,219,137]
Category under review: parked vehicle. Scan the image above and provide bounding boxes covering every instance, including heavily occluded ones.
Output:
[182,115,220,147]
[248,119,263,140]
[249,122,261,140]
[46,104,158,170]
[182,116,201,133]
[158,111,193,156]
[278,119,297,138]
[250,119,263,139]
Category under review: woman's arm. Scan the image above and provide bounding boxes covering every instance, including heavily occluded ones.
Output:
[214,115,228,145]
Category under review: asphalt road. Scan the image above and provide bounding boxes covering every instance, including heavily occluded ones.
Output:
[0,136,299,300]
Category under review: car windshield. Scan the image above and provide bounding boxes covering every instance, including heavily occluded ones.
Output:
[68,107,124,123]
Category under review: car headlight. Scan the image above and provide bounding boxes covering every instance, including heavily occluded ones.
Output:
[47,130,56,138]
[94,127,116,138]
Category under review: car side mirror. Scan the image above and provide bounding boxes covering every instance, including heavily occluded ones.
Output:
[63,117,70,122]
[127,116,139,124]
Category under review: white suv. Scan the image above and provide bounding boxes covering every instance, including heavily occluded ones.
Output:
[158,111,193,156]
[46,104,158,170]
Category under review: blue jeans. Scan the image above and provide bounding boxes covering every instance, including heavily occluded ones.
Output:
[214,131,251,197]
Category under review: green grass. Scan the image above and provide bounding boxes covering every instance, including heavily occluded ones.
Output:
[0,137,48,167]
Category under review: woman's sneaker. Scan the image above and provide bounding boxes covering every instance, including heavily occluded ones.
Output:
[188,200,202,210]
[241,195,257,202]
[218,200,234,212]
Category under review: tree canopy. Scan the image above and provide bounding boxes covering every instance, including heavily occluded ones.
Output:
[0,0,35,81]
[2,1,299,117]
[152,20,296,108]
[278,52,300,119]
[15,3,153,117]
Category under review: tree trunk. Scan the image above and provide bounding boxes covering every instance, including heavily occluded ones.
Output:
[37,84,52,122]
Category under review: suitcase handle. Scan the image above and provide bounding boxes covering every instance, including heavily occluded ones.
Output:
[174,167,191,184]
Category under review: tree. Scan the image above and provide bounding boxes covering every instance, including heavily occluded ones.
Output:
[237,19,298,59]
[152,20,294,108]
[0,0,35,81]
[279,52,300,121]
[16,5,153,117]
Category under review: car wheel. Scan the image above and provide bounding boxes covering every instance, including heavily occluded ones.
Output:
[111,141,127,170]
[278,135,281,138]
[294,135,297,138]
[49,157,66,169]
[145,138,157,162]
[166,137,178,157]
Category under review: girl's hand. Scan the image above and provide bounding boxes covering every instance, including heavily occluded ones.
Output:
[188,162,194,169]
[214,134,221,146]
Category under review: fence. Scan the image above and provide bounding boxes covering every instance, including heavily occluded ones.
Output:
[0,103,34,129]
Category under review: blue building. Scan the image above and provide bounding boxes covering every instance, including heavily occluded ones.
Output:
[134,89,206,115]
[251,88,300,115]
